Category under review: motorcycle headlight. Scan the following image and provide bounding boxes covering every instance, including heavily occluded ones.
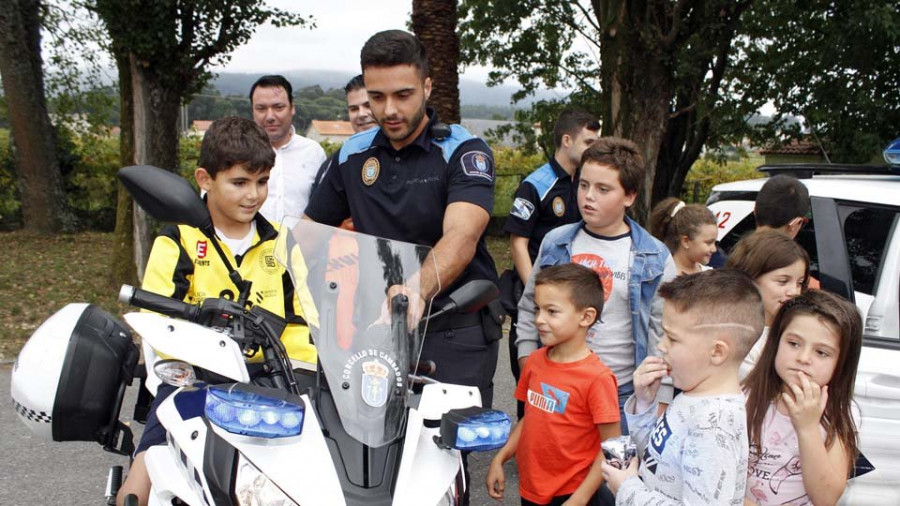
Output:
[235,456,298,506]
[205,384,305,439]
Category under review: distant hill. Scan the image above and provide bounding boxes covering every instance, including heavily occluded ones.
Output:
[210,70,564,107]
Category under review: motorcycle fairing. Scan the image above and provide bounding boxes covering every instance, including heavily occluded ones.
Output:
[393,383,482,506]
[125,313,249,396]
[209,393,346,505]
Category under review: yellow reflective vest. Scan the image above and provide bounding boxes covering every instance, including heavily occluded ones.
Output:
[142,214,316,365]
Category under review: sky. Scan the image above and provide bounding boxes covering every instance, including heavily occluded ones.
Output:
[213,0,494,82]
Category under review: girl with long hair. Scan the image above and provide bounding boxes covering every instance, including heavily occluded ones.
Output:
[726,230,809,378]
[743,290,862,505]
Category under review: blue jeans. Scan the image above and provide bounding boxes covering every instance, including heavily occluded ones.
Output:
[617,382,634,435]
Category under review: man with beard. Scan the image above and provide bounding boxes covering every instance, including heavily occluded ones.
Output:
[305,30,501,411]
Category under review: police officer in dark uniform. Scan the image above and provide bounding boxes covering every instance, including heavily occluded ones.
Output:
[502,109,599,416]
[305,30,501,409]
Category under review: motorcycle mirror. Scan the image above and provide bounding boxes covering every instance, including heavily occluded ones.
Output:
[444,280,499,314]
[118,165,212,230]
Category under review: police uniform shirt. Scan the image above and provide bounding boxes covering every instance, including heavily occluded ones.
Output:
[504,158,580,262]
[306,110,499,297]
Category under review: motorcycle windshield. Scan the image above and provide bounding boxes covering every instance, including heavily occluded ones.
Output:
[275,219,434,447]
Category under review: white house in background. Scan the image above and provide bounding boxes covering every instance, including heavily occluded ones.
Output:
[305,120,354,144]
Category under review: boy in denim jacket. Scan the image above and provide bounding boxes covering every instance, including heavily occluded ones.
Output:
[516,137,677,430]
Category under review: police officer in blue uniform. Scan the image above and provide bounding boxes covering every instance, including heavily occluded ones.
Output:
[501,108,599,416]
[305,30,501,409]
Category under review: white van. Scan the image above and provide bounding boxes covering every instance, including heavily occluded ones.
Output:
[707,164,900,504]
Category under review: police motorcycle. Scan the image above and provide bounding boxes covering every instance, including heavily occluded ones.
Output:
[11,165,512,505]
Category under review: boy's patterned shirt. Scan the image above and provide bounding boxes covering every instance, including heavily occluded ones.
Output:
[618,393,749,505]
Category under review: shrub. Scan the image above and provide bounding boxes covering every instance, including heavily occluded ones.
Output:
[0,129,20,229]
[682,153,764,203]
[491,146,545,217]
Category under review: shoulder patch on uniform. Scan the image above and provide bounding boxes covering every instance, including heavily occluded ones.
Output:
[432,124,476,163]
[339,128,379,164]
[522,163,559,200]
[460,151,493,181]
[510,198,535,221]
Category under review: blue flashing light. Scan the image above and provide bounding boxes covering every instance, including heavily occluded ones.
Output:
[885,138,900,165]
[204,385,305,438]
[452,410,511,452]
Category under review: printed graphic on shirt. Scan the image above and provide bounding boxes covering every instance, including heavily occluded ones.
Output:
[748,443,811,504]
[461,151,494,181]
[362,157,380,186]
[552,196,565,217]
[643,413,672,474]
[258,246,279,274]
[196,240,207,259]
[511,197,535,221]
[526,383,571,415]
[571,253,627,303]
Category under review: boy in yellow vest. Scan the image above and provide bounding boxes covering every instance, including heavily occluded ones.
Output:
[118,116,315,505]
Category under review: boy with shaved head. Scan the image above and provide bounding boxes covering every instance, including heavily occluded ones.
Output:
[601,269,765,505]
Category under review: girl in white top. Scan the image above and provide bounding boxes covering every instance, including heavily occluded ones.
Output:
[726,230,809,379]
[649,198,718,275]
[742,290,862,505]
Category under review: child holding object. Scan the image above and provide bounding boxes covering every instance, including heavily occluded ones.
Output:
[601,269,765,505]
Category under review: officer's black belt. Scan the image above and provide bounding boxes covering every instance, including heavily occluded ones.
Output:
[423,311,483,334]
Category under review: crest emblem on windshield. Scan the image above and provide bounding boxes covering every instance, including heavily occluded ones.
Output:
[362,157,380,186]
[361,359,390,407]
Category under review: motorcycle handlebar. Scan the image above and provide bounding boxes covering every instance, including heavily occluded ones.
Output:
[119,285,199,321]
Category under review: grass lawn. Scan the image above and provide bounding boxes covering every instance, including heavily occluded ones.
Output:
[0,231,514,359]
[0,231,125,360]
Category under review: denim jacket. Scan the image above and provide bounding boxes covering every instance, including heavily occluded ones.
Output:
[515,217,676,368]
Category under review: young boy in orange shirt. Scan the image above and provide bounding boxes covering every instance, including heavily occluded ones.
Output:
[487,263,621,505]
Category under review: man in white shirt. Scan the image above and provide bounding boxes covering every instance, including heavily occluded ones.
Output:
[250,75,326,223]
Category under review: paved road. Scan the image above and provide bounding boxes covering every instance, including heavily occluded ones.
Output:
[1,338,521,505]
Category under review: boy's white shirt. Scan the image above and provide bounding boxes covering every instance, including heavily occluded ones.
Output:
[215,221,256,257]
[617,393,749,506]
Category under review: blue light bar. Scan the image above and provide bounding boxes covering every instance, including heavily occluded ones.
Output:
[204,385,304,438]
[451,410,511,452]
[885,138,900,165]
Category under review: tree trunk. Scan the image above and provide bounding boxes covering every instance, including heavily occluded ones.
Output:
[111,45,137,287]
[131,54,182,280]
[412,0,461,124]
[0,0,73,233]
[599,8,674,225]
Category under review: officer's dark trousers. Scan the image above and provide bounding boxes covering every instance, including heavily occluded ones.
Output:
[420,322,499,408]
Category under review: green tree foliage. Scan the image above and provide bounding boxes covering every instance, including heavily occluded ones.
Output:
[85,0,312,280]
[459,0,756,221]
[293,85,347,131]
[736,0,900,163]
[460,1,900,217]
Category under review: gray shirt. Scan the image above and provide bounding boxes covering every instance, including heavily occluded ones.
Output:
[570,229,635,384]
[617,393,749,505]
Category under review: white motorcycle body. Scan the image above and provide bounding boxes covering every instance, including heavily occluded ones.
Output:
[135,312,481,506]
